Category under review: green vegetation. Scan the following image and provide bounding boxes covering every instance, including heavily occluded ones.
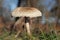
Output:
[0,23,60,40]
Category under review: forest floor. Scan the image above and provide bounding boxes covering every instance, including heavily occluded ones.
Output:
[0,24,60,40]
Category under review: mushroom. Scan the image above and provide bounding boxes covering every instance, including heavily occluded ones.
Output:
[12,7,42,37]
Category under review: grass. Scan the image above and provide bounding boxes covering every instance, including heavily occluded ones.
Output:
[0,31,58,40]
[0,23,60,40]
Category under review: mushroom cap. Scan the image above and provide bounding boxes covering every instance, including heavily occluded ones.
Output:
[12,7,42,18]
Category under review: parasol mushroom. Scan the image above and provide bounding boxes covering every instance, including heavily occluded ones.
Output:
[12,7,42,37]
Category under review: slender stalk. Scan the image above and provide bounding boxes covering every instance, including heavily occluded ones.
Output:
[26,22,31,36]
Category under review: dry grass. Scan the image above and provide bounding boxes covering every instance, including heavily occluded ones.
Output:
[0,17,60,40]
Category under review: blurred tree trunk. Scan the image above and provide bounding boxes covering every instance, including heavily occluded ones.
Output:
[27,0,31,7]
[56,0,60,24]
[0,0,3,16]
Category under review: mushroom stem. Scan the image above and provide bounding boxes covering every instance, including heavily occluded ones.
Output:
[25,17,31,35]
[25,22,31,35]
[15,31,21,38]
